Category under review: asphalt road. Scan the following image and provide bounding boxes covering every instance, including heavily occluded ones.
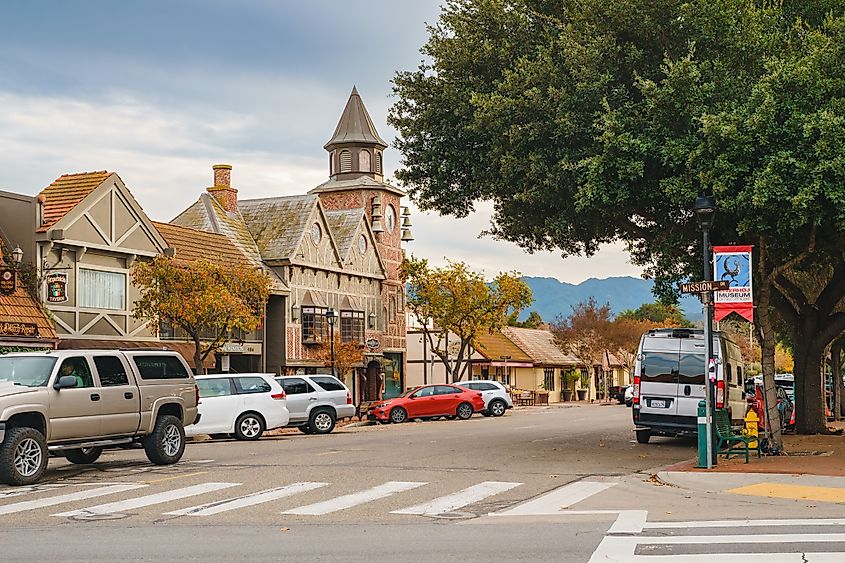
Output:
[2,403,843,562]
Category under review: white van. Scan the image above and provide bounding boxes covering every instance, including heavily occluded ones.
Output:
[632,328,745,444]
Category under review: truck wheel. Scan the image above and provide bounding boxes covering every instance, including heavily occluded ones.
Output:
[64,447,103,464]
[0,427,48,486]
[636,429,651,444]
[143,415,185,465]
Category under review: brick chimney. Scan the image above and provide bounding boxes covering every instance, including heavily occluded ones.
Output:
[207,164,238,213]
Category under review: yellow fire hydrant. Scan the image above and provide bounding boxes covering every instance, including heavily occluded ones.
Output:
[744,409,760,450]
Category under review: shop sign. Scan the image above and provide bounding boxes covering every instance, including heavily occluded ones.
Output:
[46,273,68,303]
[0,268,15,295]
[366,338,380,350]
[0,321,38,337]
[221,342,245,353]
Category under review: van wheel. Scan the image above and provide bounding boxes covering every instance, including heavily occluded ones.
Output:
[636,429,651,444]
[0,427,48,486]
[64,447,103,464]
[309,409,336,434]
[144,415,185,465]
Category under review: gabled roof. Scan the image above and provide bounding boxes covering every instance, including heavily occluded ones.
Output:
[474,331,533,363]
[37,171,112,232]
[0,258,57,340]
[153,222,253,268]
[237,195,318,261]
[324,208,363,261]
[502,327,579,366]
[324,86,387,150]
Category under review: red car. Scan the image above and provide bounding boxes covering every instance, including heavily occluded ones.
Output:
[367,384,486,424]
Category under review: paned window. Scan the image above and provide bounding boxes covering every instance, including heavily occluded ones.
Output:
[301,306,327,344]
[79,268,125,310]
[340,310,365,344]
[543,368,556,391]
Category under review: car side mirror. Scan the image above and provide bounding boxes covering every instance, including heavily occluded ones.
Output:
[53,375,78,390]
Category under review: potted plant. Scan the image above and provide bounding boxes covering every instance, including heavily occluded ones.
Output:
[576,370,590,401]
[561,369,578,401]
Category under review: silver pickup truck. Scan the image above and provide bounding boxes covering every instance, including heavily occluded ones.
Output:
[0,349,199,485]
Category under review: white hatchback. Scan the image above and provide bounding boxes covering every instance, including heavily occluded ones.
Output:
[189,374,289,441]
[457,380,513,417]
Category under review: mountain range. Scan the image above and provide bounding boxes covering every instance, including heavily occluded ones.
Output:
[519,276,703,323]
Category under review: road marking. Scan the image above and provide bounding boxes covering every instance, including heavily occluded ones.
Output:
[643,518,845,529]
[0,484,66,500]
[491,481,616,516]
[282,481,426,515]
[165,482,328,516]
[143,471,208,484]
[53,482,239,517]
[589,533,845,562]
[515,425,537,430]
[392,481,522,515]
[728,482,845,503]
[0,484,147,516]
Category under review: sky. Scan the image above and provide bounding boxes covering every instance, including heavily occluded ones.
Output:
[0,1,643,284]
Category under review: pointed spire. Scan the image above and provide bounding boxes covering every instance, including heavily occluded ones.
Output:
[324,86,387,150]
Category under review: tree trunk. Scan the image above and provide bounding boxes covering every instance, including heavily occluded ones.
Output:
[191,336,205,376]
[755,273,783,452]
[792,339,827,434]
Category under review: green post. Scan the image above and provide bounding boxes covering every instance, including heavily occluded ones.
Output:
[695,400,709,468]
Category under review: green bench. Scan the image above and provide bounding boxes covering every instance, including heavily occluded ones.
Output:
[715,409,760,463]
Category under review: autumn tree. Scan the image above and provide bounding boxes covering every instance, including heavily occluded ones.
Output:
[390,0,845,433]
[606,317,659,376]
[551,298,614,398]
[132,256,271,374]
[313,333,365,383]
[403,256,532,382]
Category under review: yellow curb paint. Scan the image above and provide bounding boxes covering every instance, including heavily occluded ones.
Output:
[728,482,845,503]
[143,471,208,484]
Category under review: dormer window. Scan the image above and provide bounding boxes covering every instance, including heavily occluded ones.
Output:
[359,149,371,172]
[339,150,352,172]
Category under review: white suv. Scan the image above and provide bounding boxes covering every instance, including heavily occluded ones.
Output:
[275,375,355,434]
[457,380,513,417]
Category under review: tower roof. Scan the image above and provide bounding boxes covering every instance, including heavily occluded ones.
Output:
[324,86,387,150]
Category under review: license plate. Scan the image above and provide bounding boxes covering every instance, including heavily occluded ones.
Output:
[650,399,667,408]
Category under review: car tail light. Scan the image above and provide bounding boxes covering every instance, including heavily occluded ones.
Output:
[271,392,286,400]
[346,391,353,405]
[632,376,640,405]
[716,380,725,409]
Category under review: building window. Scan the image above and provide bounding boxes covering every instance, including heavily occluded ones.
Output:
[340,310,365,344]
[543,368,556,391]
[79,268,125,310]
[311,223,322,245]
[481,366,489,379]
[339,150,352,172]
[302,306,327,344]
[375,151,383,174]
[359,149,371,172]
[389,295,397,322]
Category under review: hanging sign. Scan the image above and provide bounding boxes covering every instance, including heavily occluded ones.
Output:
[0,321,37,337]
[0,268,15,295]
[713,245,753,322]
[46,272,68,303]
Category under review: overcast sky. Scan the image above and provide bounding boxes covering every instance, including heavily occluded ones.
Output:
[0,1,643,283]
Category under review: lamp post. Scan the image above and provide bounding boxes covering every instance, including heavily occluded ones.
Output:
[325,308,337,379]
[693,194,717,468]
[500,355,511,390]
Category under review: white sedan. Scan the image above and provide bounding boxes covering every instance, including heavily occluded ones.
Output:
[189,374,289,440]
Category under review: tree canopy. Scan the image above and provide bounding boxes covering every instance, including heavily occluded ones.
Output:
[391,0,845,432]
[618,302,692,327]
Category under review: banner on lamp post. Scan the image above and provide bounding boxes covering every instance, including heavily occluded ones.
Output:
[713,245,753,322]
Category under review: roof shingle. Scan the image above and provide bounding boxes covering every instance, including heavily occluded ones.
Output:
[0,260,57,340]
[37,171,112,232]
[502,327,579,366]
[153,222,253,268]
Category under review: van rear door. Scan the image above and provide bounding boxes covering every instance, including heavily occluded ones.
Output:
[676,339,707,421]
[639,338,680,417]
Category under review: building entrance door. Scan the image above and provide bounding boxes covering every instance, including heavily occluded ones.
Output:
[362,360,382,402]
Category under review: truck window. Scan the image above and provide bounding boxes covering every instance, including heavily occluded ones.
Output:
[133,355,190,379]
[641,353,677,383]
[58,357,95,388]
[94,356,130,386]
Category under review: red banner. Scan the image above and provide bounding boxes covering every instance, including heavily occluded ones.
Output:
[713,245,753,322]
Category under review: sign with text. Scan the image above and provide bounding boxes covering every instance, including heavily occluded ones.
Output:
[713,245,754,322]
[0,321,38,337]
[0,268,15,295]
[680,280,730,294]
[46,272,68,303]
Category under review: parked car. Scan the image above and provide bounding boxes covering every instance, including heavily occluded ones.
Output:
[747,381,794,432]
[189,374,289,441]
[0,349,199,486]
[610,385,630,405]
[275,375,355,434]
[367,384,485,423]
[624,385,634,407]
[456,380,513,416]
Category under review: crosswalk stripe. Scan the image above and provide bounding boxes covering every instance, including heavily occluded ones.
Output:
[643,518,845,529]
[492,480,615,516]
[392,481,522,515]
[53,482,239,517]
[282,481,426,515]
[164,482,328,516]
[0,484,147,516]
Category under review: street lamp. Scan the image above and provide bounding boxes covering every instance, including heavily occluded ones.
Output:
[693,194,717,468]
[325,308,337,379]
[11,246,23,264]
[500,355,511,390]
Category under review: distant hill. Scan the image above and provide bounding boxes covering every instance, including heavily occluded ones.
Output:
[519,276,702,322]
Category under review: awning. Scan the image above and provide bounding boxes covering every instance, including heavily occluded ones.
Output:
[57,339,215,369]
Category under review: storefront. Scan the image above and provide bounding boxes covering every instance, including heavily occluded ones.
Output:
[0,264,57,353]
[382,352,404,398]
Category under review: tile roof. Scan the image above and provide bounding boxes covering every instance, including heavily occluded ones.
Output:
[237,195,317,260]
[153,222,253,268]
[502,327,579,366]
[324,208,363,260]
[474,331,533,363]
[37,171,112,232]
[0,262,57,340]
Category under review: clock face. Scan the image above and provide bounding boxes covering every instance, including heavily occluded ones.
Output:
[358,234,367,254]
[385,205,396,233]
[311,223,322,245]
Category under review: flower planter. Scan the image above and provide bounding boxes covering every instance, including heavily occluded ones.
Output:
[576,389,588,401]
[562,390,573,402]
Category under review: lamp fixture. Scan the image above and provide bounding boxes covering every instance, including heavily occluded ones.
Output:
[291,304,300,322]
[693,195,717,229]
[325,308,338,326]
[11,246,23,264]
[368,312,377,329]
